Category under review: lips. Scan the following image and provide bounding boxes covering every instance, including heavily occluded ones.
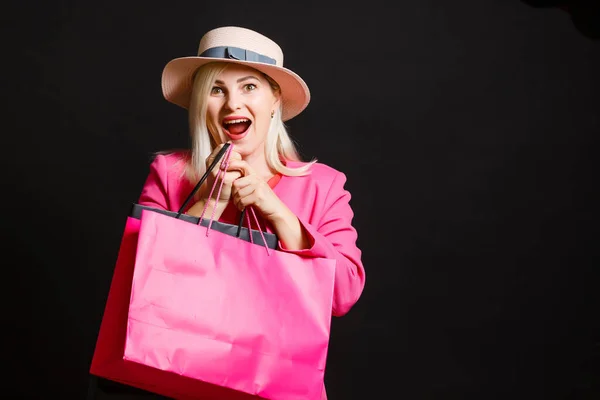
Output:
[222,117,251,140]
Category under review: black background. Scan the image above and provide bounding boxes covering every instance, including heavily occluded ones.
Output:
[4,1,599,399]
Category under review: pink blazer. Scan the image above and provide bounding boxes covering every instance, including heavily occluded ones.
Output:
[137,151,366,399]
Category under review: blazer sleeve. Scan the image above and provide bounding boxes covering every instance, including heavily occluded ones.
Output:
[279,171,366,317]
[137,154,170,210]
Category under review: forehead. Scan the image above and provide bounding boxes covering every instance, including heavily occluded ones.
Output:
[217,63,266,81]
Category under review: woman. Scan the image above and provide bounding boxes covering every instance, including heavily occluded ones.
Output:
[137,26,365,399]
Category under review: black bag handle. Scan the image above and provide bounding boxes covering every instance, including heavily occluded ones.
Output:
[176,143,231,217]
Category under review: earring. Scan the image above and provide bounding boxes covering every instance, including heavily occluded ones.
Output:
[271,110,274,119]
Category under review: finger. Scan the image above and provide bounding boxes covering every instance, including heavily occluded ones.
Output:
[205,150,220,167]
[226,159,253,177]
[235,191,257,211]
[231,174,253,190]
[234,183,256,200]
[205,142,231,167]
[222,170,243,184]
[228,151,242,161]
[218,150,241,172]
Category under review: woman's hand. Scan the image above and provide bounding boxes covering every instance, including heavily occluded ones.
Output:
[186,143,242,218]
[228,158,311,251]
[227,159,285,220]
[204,143,243,204]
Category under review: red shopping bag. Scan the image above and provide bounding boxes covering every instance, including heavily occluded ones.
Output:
[89,144,283,399]
[121,143,336,399]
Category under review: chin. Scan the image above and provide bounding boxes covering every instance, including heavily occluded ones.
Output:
[236,145,254,158]
[239,144,263,159]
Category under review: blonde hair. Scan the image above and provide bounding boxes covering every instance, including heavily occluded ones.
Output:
[184,61,315,183]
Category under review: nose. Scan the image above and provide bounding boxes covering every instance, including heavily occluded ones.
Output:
[224,90,242,111]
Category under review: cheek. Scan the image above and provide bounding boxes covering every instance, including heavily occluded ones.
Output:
[206,104,222,126]
[205,104,223,137]
[206,102,220,119]
[250,100,273,122]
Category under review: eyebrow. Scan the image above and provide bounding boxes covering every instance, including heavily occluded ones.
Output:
[214,75,260,85]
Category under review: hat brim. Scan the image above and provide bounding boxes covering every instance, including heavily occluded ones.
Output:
[161,57,310,122]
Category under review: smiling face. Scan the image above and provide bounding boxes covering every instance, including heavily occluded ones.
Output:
[206,64,281,159]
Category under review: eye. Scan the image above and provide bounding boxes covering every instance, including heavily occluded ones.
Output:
[211,86,224,95]
[244,83,257,92]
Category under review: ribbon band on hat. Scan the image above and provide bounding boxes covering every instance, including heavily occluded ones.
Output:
[199,46,276,65]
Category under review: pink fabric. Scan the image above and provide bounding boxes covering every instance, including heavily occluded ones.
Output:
[124,209,336,399]
[137,151,366,398]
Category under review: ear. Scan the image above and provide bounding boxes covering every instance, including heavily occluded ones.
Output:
[272,92,281,111]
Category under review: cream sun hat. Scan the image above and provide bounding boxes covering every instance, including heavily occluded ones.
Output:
[161,26,310,121]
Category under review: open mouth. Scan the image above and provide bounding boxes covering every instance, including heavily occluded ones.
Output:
[222,118,251,140]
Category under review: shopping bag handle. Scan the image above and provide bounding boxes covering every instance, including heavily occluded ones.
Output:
[199,144,271,255]
[240,205,271,255]
[198,143,234,225]
[176,143,232,218]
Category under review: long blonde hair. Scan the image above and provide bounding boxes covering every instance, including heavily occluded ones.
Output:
[185,61,315,183]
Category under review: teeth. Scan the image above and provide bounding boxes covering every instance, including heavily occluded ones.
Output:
[223,118,249,125]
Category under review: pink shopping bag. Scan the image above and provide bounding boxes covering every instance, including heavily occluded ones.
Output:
[123,144,336,399]
[89,143,283,399]
[89,214,277,400]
